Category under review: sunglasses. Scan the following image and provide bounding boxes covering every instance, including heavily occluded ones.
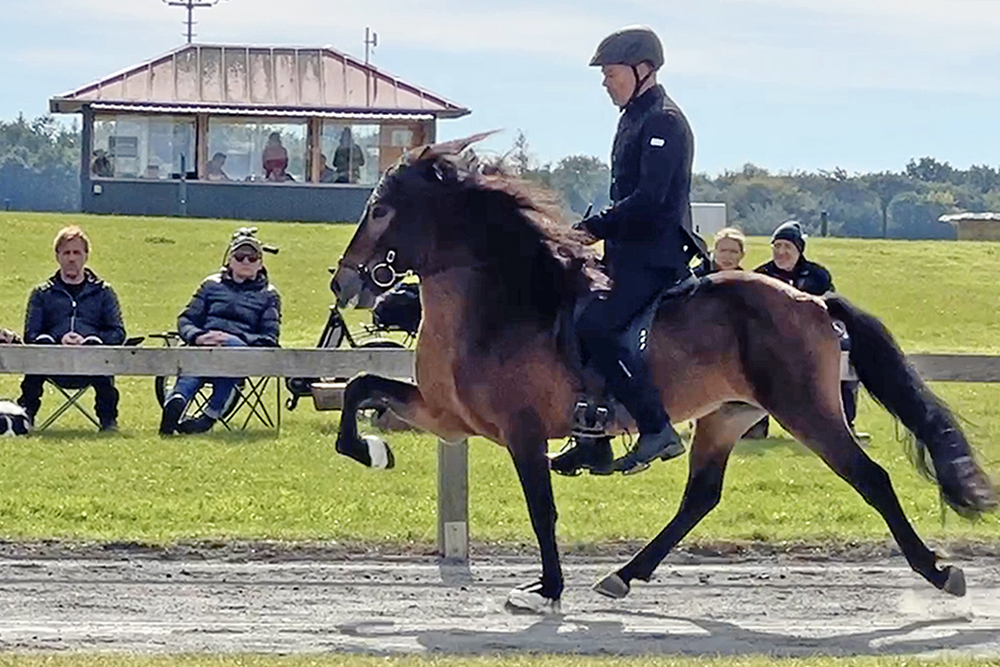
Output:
[232,252,261,263]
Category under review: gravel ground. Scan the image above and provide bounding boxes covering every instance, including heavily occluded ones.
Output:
[0,544,997,657]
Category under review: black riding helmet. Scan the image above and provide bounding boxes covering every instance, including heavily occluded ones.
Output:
[590,25,665,107]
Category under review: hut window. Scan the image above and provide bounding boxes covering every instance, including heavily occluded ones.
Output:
[92,114,195,180]
[206,118,307,183]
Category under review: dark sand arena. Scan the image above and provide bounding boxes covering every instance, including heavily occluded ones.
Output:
[1,545,998,657]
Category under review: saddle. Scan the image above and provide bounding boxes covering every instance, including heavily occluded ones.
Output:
[557,274,706,440]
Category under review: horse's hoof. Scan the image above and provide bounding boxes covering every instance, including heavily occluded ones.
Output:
[943,566,967,597]
[505,584,561,615]
[335,434,395,469]
[362,434,395,470]
[593,571,630,599]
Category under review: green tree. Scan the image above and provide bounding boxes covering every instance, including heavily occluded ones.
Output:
[0,114,80,211]
[862,172,914,238]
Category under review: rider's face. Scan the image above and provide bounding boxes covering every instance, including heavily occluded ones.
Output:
[602,65,637,108]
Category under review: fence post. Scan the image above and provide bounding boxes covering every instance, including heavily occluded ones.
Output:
[437,438,469,561]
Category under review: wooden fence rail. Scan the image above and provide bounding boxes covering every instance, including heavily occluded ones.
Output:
[1,345,997,562]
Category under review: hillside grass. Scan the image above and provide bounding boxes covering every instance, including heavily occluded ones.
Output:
[0,212,998,548]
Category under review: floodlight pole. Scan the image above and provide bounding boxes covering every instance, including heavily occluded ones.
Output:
[162,0,223,44]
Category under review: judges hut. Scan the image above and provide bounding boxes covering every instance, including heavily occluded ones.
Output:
[50,44,470,222]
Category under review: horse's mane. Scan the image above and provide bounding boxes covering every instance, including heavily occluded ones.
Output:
[415,151,609,343]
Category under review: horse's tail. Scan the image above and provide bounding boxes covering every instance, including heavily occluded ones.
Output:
[824,293,997,517]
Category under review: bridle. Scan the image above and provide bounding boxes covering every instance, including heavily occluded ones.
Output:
[358,248,401,289]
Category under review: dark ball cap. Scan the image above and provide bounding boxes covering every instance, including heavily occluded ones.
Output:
[771,220,806,253]
[589,25,665,69]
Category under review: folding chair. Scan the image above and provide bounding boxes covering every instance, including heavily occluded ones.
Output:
[35,380,101,432]
[33,337,143,432]
[217,376,281,432]
[151,332,281,433]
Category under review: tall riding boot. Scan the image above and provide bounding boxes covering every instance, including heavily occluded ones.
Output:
[604,351,684,475]
[548,435,614,476]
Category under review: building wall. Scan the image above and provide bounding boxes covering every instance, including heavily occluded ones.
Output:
[82,179,372,223]
[953,220,1000,241]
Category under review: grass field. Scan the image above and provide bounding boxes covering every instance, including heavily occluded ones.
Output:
[0,211,999,549]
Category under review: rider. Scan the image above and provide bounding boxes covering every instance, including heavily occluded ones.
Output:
[550,25,697,476]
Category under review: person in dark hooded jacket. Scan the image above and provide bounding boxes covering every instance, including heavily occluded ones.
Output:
[159,229,281,435]
[17,226,125,431]
[751,220,864,438]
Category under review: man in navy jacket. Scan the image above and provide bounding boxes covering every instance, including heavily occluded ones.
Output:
[18,226,125,430]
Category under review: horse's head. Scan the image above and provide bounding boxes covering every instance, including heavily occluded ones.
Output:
[330,132,496,307]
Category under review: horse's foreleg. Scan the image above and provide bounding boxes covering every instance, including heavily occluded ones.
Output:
[594,402,763,599]
[335,373,466,469]
[504,408,563,614]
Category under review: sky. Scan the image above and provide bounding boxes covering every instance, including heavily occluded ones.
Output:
[3,0,1000,176]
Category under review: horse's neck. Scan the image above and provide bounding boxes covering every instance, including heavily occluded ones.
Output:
[417,267,559,346]
[418,269,476,336]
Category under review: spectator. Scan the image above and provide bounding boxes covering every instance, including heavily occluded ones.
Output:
[159,229,281,435]
[92,149,113,178]
[261,132,289,181]
[756,221,833,294]
[17,226,125,431]
[333,128,365,183]
[753,220,865,439]
[695,227,746,276]
[317,153,337,184]
[206,152,230,181]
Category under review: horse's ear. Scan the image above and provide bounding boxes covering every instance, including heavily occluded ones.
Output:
[415,130,501,160]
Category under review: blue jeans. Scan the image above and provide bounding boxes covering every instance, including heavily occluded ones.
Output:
[168,335,245,419]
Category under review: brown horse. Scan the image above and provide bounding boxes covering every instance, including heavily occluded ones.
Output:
[330,137,997,614]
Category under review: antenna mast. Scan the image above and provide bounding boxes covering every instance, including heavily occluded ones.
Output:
[162,0,223,44]
[364,27,378,64]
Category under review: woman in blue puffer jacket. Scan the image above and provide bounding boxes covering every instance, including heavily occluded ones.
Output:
[159,229,281,435]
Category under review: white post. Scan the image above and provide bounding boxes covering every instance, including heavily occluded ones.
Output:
[437,438,469,561]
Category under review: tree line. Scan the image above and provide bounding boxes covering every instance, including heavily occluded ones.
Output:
[512,131,1000,240]
[4,116,1000,240]
[0,115,80,212]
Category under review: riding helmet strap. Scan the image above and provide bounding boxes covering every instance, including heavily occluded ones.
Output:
[626,65,654,107]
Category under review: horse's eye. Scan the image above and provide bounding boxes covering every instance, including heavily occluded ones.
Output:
[371,205,389,220]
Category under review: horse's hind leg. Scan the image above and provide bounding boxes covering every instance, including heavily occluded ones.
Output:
[335,373,466,469]
[774,403,964,596]
[594,402,765,599]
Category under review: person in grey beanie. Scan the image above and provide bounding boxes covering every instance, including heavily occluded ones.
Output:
[751,220,865,440]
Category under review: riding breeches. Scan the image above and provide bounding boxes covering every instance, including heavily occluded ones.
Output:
[576,266,686,433]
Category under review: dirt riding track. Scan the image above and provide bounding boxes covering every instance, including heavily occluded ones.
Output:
[1,548,999,657]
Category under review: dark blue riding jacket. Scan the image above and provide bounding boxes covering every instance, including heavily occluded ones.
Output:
[581,84,695,277]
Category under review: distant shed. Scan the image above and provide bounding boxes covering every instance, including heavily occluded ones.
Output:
[939,212,1000,241]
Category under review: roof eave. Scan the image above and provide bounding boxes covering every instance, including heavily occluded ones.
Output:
[50,99,471,119]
